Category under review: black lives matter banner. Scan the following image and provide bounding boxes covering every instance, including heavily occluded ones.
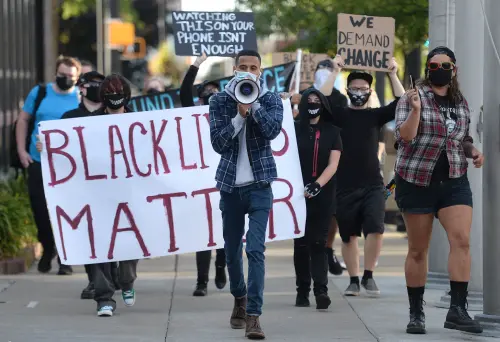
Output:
[129,62,294,113]
[337,13,395,72]
[172,11,257,56]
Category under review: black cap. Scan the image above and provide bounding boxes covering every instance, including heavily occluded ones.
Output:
[316,59,334,71]
[77,71,105,86]
[347,71,373,87]
[197,80,219,98]
[426,46,456,63]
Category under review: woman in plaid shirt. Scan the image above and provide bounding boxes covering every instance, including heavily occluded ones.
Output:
[394,46,484,335]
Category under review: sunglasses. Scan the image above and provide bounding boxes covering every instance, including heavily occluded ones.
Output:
[428,61,455,71]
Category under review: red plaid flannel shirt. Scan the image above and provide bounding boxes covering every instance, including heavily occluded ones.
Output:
[395,85,472,187]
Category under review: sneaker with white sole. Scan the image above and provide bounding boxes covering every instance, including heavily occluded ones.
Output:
[122,289,136,307]
[344,282,360,296]
[97,305,114,317]
[361,278,381,296]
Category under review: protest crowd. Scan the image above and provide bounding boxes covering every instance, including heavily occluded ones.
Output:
[6,7,488,342]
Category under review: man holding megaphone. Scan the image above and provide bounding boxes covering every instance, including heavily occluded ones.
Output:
[209,50,284,340]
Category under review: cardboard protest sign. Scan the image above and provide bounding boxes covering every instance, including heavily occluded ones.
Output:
[337,13,395,72]
[272,52,329,84]
[129,62,294,112]
[38,101,306,265]
[172,11,257,56]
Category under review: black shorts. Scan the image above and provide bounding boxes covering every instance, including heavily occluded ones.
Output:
[395,174,472,218]
[336,185,385,243]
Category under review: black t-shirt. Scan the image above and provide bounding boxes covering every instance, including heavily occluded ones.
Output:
[295,121,342,214]
[431,95,457,182]
[331,99,399,190]
[61,103,92,119]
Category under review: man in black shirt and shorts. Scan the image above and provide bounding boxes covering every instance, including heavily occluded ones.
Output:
[319,55,405,297]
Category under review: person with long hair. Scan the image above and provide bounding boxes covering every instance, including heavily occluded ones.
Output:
[293,88,342,310]
[395,46,484,334]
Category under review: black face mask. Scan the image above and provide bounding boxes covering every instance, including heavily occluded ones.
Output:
[347,90,370,107]
[428,69,453,87]
[307,103,322,118]
[103,93,127,110]
[56,76,75,91]
[147,89,161,95]
[84,86,101,103]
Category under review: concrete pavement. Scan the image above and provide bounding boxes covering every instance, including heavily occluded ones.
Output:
[0,228,497,341]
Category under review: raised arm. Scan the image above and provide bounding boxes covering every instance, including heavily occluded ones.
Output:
[395,89,421,142]
[251,93,284,140]
[319,55,344,96]
[180,53,207,107]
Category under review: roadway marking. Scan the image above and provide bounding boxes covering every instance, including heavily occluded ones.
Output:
[26,301,38,308]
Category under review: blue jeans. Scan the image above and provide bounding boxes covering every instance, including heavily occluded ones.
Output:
[220,182,273,316]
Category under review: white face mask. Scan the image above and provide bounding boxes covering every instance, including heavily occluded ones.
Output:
[313,69,331,89]
[234,70,259,82]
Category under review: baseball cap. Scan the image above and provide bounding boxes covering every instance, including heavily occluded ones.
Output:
[197,80,220,98]
[77,71,105,86]
[347,71,373,87]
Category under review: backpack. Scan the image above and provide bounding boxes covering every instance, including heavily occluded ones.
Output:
[10,84,47,170]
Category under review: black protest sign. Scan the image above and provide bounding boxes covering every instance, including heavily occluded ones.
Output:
[129,62,295,113]
[172,11,258,56]
[337,13,395,72]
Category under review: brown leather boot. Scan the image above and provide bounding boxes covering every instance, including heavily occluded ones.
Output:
[230,296,247,329]
[245,315,265,339]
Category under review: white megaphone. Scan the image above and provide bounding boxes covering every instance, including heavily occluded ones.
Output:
[234,77,260,104]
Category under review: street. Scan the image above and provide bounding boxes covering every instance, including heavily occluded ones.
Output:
[0,227,496,341]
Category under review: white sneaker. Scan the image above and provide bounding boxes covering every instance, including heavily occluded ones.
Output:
[122,289,136,307]
[97,305,113,317]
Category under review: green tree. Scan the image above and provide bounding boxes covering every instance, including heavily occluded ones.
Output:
[237,0,428,55]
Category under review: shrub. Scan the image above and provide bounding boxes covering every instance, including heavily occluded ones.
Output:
[0,176,37,260]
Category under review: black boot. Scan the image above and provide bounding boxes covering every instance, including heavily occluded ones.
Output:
[444,290,483,333]
[81,282,95,299]
[326,247,343,276]
[295,291,310,307]
[193,282,208,296]
[406,288,426,334]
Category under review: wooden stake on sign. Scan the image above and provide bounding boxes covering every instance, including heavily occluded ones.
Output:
[293,49,302,111]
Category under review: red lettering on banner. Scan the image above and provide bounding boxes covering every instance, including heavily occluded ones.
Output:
[272,128,289,157]
[109,125,133,179]
[42,129,77,187]
[175,117,197,170]
[192,188,218,247]
[147,192,187,252]
[150,119,170,175]
[269,178,300,239]
[192,114,209,169]
[108,202,151,259]
[129,122,152,177]
[203,113,210,123]
[55,205,96,261]
[74,126,108,181]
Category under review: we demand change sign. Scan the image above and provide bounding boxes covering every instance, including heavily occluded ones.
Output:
[172,11,258,56]
[337,13,395,72]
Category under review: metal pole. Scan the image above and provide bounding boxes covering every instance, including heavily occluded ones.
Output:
[96,0,104,74]
[158,0,166,45]
[475,0,500,330]
[43,0,57,82]
[436,0,484,310]
[426,0,456,291]
[109,0,121,75]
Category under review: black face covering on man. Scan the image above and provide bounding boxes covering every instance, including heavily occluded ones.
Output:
[56,76,75,91]
[85,86,101,103]
[104,93,127,110]
[307,103,322,118]
[347,90,370,107]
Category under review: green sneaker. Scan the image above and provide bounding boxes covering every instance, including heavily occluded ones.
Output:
[122,289,136,307]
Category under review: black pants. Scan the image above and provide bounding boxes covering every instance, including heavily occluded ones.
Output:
[293,213,330,296]
[27,162,56,257]
[84,264,93,283]
[196,248,226,284]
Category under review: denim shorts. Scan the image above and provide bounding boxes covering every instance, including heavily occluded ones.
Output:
[395,173,473,217]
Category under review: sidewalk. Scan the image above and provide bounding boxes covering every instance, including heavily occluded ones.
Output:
[0,229,497,342]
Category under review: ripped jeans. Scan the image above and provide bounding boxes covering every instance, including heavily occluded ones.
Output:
[293,213,331,296]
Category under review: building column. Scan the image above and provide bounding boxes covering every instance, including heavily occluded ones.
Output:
[435,0,484,311]
[426,0,455,291]
[475,0,500,334]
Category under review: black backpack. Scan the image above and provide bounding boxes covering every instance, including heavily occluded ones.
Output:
[10,84,47,170]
